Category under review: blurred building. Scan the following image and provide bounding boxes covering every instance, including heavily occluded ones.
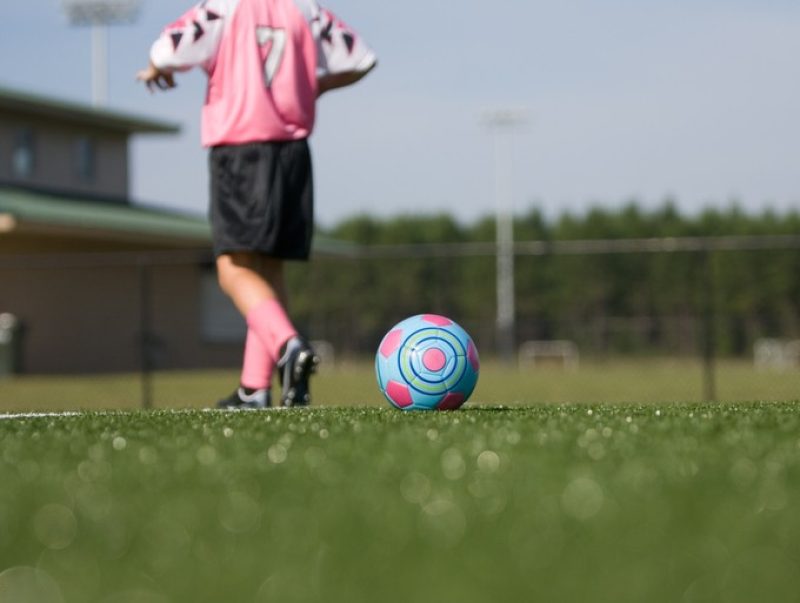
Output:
[0,86,243,374]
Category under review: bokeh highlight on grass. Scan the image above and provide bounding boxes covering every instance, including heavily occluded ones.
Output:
[1,403,800,602]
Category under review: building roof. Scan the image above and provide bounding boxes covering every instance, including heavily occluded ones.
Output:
[0,186,209,245]
[0,85,180,135]
[0,185,352,254]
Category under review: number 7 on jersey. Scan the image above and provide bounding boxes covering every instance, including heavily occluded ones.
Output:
[256,26,286,88]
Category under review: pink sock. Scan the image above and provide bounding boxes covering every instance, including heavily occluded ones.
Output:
[240,329,275,390]
[246,298,298,360]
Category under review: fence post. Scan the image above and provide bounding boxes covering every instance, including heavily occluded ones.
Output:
[138,259,154,409]
[700,249,717,402]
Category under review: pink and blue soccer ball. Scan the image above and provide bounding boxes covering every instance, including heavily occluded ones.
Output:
[375,314,480,411]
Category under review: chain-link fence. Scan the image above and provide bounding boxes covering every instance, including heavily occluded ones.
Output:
[1,234,799,407]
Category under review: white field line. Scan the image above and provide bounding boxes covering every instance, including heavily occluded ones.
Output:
[0,410,142,420]
[0,409,234,420]
[0,408,289,421]
[0,411,90,420]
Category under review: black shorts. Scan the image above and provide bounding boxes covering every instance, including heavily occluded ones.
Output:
[209,139,314,260]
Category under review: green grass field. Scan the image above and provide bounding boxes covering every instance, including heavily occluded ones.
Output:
[1,361,799,602]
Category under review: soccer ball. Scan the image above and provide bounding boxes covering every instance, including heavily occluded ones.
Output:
[375,314,480,411]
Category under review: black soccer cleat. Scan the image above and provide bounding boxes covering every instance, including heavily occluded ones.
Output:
[277,337,320,407]
[216,387,271,410]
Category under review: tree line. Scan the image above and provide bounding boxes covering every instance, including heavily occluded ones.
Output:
[286,202,800,358]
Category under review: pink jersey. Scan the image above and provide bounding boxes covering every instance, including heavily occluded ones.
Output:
[150,0,376,146]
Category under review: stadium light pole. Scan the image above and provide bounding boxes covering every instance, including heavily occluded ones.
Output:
[61,0,142,106]
[483,109,526,364]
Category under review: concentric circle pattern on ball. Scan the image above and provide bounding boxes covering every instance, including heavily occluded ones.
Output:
[375,314,480,410]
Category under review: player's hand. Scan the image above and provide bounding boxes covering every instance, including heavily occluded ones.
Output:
[136,62,176,92]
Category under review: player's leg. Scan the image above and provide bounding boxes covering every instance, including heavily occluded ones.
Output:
[217,328,274,409]
[265,257,318,407]
[215,252,279,315]
[258,255,288,306]
[215,252,277,408]
[252,255,319,407]
[217,252,318,407]
[220,253,298,359]
[210,140,318,408]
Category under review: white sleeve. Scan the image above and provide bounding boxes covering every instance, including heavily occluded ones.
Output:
[315,7,377,78]
[149,1,235,72]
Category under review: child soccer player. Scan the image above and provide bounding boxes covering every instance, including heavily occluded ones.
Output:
[137,0,376,407]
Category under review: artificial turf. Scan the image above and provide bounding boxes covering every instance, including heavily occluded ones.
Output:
[1,403,799,602]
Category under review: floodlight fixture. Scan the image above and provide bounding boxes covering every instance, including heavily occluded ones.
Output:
[61,0,143,106]
[482,108,528,128]
[62,0,142,26]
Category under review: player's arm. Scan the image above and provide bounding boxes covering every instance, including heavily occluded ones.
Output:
[317,60,377,96]
[137,1,228,92]
[315,7,377,96]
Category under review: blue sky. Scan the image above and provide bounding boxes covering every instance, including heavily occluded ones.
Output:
[3,0,800,226]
